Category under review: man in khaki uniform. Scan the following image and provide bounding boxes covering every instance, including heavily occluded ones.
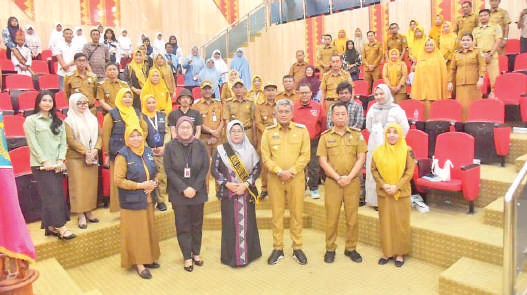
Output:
[192,80,224,156]
[255,82,278,199]
[362,31,383,93]
[318,102,366,264]
[289,50,308,89]
[386,23,407,59]
[261,98,310,265]
[454,1,479,42]
[96,62,128,112]
[276,75,299,103]
[473,9,503,96]
[316,34,339,74]
[223,80,256,146]
[64,52,98,114]
[319,55,354,114]
[489,0,511,53]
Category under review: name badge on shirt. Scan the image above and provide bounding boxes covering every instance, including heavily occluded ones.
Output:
[212,113,218,122]
[184,167,191,178]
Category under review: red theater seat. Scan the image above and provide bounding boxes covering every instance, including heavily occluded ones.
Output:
[54,91,69,112]
[0,59,15,72]
[40,49,53,61]
[5,75,35,90]
[4,115,27,150]
[38,74,60,90]
[371,79,384,94]
[0,92,14,115]
[353,80,370,97]
[505,39,520,55]
[495,73,527,105]
[514,53,527,72]
[399,99,425,129]
[405,128,429,182]
[18,91,39,116]
[31,60,50,74]
[192,86,202,99]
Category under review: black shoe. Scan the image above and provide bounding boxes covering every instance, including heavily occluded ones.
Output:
[137,269,152,279]
[157,202,167,211]
[86,216,99,223]
[193,257,204,267]
[260,191,268,200]
[44,228,59,237]
[144,262,160,269]
[292,249,308,265]
[378,257,391,265]
[324,251,335,263]
[184,264,193,272]
[373,206,379,211]
[267,250,284,265]
[58,229,76,240]
[359,200,366,207]
[344,249,363,263]
[78,223,87,229]
[394,258,405,268]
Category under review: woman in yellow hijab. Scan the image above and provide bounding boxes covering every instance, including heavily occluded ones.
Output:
[371,123,415,268]
[405,20,418,52]
[429,14,445,46]
[247,75,264,104]
[102,88,149,213]
[409,25,426,62]
[141,69,172,112]
[439,21,458,68]
[153,54,176,97]
[221,69,239,102]
[411,38,449,119]
[127,49,148,109]
[382,49,408,103]
[332,29,348,55]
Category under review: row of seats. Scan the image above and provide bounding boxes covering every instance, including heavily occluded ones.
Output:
[0,48,53,61]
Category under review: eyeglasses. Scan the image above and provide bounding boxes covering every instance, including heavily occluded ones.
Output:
[230,130,244,134]
[76,101,89,106]
[299,91,311,95]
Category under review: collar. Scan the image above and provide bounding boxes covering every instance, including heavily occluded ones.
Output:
[491,7,499,13]
[278,122,294,130]
[282,90,296,96]
[233,96,246,103]
[37,112,52,119]
[464,12,474,18]
[106,78,120,83]
[202,98,214,104]
[330,70,343,77]
[295,61,306,66]
[298,101,313,108]
[479,23,490,28]
[265,100,276,106]
[330,126,351,135]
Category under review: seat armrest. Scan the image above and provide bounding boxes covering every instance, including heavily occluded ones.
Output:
[460,164,480,201]
[461,163,479,171]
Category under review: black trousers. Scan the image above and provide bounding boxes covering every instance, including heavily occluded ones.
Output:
[173,203,205,260]
[521,37,527,54]
[31,167,69,229]
[306,138,321,190]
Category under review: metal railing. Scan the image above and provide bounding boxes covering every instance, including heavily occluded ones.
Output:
[504,161,527,295]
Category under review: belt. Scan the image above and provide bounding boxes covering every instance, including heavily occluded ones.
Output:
[326,98,337,101]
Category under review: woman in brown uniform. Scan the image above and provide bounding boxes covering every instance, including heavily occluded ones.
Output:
[382,49,408,103]
[448,33,485,121]
[371,123,415,267]
[114,126,160,279]
[64,93,101,229]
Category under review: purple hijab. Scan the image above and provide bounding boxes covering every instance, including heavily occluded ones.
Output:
[298,65,320,98]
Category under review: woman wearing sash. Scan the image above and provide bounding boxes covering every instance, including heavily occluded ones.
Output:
[211,120,262,267]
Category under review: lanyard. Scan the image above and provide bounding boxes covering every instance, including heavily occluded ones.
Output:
[146,113,158,131]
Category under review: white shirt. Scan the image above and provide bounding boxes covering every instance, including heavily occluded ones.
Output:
[53,41,77,77]
[11,45,32,76]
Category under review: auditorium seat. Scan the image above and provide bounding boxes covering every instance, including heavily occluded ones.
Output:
[0,59,15,72]
[505,39,520,55]
[0,48,6,60]
[399,99,425,130]
[0,92,14,115]
[4,115,27,150]
[192,86,202,99]
[9,146,42,222]
[415,132,480,214]
[353,80,369,97]
[176,74,184,86]
[494,73,527,106]
[498,55,509,73]
[51,61,59,74]
[425,99,462,157]
[405,128,428,182]
[40,49,53,61]
[38,74,60,91]
[514,53,527,72]
[54,91,69,113]
[464,99,510,166]
[371,79,385,94]
[6,74,35,90]
[17,91,39,116]
[31,60,50,74]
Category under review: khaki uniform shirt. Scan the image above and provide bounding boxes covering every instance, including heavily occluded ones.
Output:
[490,8,511,34]
[276,90,299,103]
[455,13,479,39]
[449,48,486,85]
[192,98,223,131]
[260,122,310,175]
[362,41,383,70]
[316,45,339,71]
[289,61,308,88]
[473,24,503,52]
[320,70,353,100]
[223,97,255,129]
[64,70,98,106]
[96,78,129,109]
[317,128,367,175]
[386,34,408,55]
[255,101,276,134]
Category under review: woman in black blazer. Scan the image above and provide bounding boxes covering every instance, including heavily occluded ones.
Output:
[164,116,210,272]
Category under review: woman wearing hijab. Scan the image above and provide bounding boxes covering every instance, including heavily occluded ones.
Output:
[405,20,418,53]
[103,88,149,213]
[211,49,229,84]
[141,68,172,112]
[72,27,87,53]
[115,126,160,279]
[137,33,147,47]
[152,32,166,56]
[183,46,206,90]
[198,58,221,99]
[65,93,101,229]
[164,116,210,272]
[439,22,458,69]
[24,25,42,59]
[298,65,320,99]
[365,84,409,210]
[409,26,426,62]
[211,120,262,267]
[353,28,364,55]
[143,37,153,57]
[411,38,449,119]
[371,123,415,268]
[333,29,348,55]
[383,49,408,103]
[125,49,148,109]
[230,48,252,89]
[103,28,119,64]
[118,29,133,69]
[167,35,184,71]
[48,23,64,52]
[2,16,20,59]
[221,70,239,102]
[23,91,75,240]
[343,40,361,81]
[429,14,445,47]
[153,54,176,97]
[247,75,264,104]
[449,33,485,121]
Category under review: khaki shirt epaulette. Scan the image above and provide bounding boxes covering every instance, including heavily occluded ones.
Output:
[266,123,278,130]
[294,123,306,129]
[321,128,332,135]
[246,97,254,102]
[194,98,202,104]
[225,97,233,102]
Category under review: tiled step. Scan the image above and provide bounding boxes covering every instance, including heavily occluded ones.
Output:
[33,258,84,295]
[203,208,312,230]
[483,197,503,227]
[515,153,527,172]
[507,133,527,165]
[439,257,527,295]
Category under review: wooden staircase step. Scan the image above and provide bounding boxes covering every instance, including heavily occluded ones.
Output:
[33,258,84,295]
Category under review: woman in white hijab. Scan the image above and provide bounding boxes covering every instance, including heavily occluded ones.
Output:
[152,32,166,56]
[365,84,409,209]
[118,29,133,68]
[24,25,42,59]
[64,93,101,229]
[48,22,64,52]
[136,33,147,47]
[72,27,87,53]
[211,49,229,84]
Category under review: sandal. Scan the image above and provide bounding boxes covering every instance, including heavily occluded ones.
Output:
[58,229,77,240]
[192,256,204,267]
[45,228,59,237]
[85,213,99,223]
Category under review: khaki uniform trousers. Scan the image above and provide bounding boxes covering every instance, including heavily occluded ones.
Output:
[268,172,305,250]
[487,56,499,91]
[154,155,168,204]
[324,99,337,115]
[324,178,360,252]
[364,67,382,93]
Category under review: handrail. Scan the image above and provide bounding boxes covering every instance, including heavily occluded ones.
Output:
[503,161,527,295]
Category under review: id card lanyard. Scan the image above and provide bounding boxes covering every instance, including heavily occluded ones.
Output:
[183,146,192,178]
